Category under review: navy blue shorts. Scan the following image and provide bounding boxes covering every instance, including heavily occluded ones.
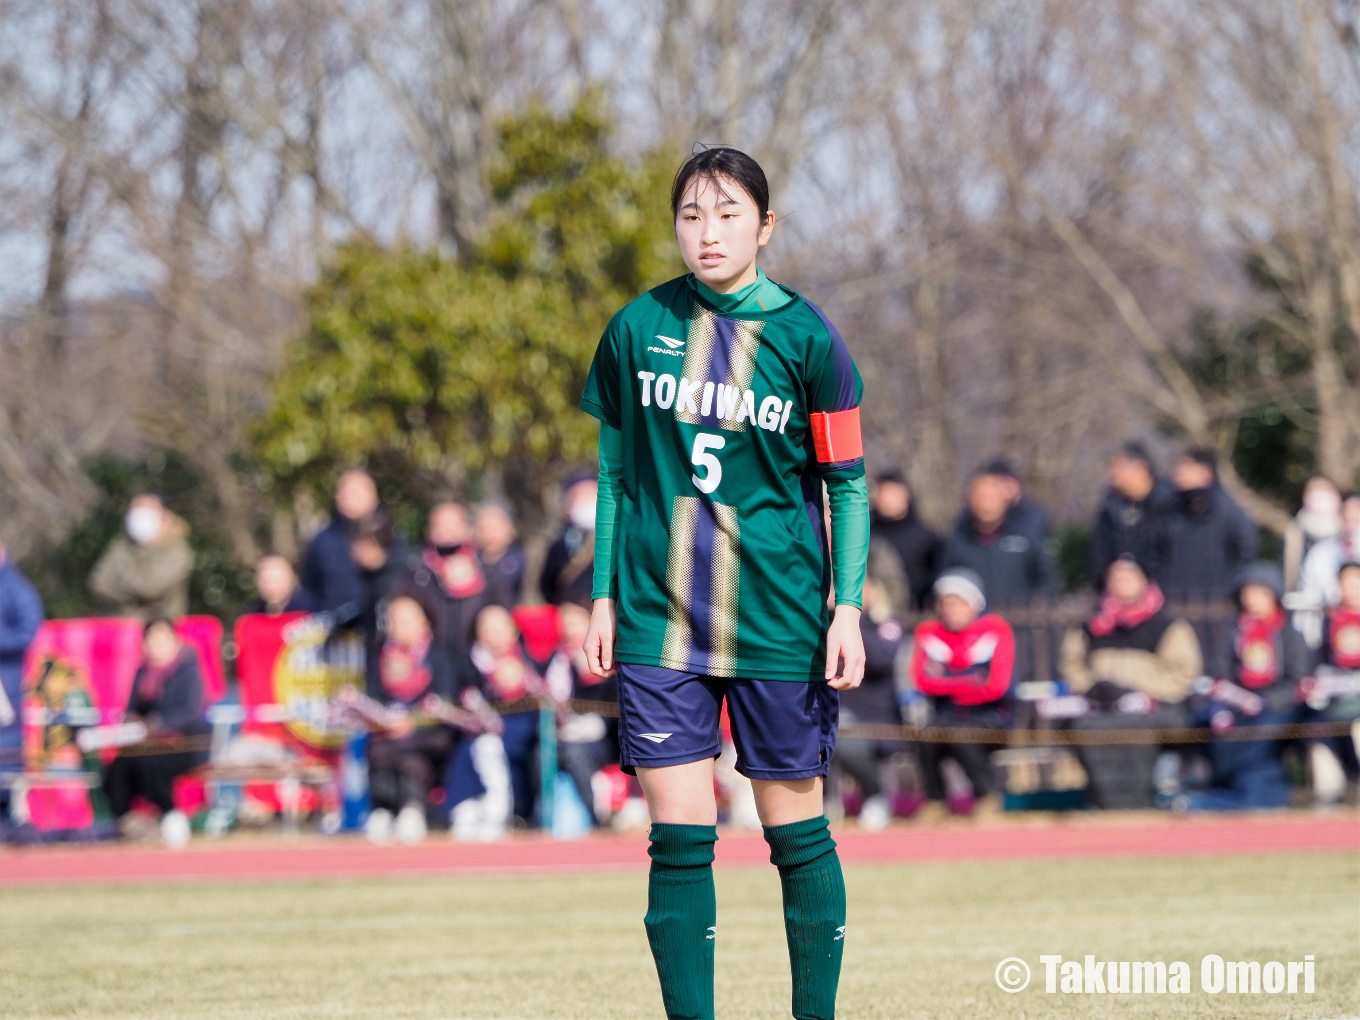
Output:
[616,663,839,781]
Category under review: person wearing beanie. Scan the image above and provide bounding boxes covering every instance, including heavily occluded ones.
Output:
[1059,555,1201,808]
[1178,563,1307,811]
[908,568,1015,818]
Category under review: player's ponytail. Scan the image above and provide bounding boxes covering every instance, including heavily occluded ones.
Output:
[670,146,770,221]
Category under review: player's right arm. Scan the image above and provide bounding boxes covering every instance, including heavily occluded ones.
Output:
[584,423,623,677]
[579,312,626,678]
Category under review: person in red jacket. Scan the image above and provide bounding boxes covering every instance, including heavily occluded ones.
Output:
[1310,560,1360,797]
[909,568,1015,817]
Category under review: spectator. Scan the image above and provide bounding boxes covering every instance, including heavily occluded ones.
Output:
[100,619,209,847]
[540,474,596,608]
[89,493,194,619]
[1089,442,1174,585]
[350,511,411,686]
[908,568,1015,818]
[1297,491,1360,611]
[1059,556,1201,808]
[1179,564,1307,811]
[300,470,378,613]
[940,464,1054,609]
[832,576,905,828]
[410,502,491,658]
[363,592,456,845]
[468,605,542,823]
[985,458,1050,551]
[1306,560,1360,801]
[543,602,618,825]
[1153,448,1258,602]
[475,503,527,607]
[244,555,312,616]
[869,471,940,610]
[0,542,43,810]
[1319,561,1360,672]
[1283,476,1343,592]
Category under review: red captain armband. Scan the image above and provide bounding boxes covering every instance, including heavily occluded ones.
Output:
[809,407,863,464]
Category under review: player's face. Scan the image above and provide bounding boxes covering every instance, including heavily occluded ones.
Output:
[675,174,775,292]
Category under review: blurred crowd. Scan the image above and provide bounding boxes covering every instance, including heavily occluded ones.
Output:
[2,441,1359,847]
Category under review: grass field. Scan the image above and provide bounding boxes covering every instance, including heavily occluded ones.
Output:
[0,851,1355,1019]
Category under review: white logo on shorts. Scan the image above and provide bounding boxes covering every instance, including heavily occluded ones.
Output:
[639,732,673,743]
[706,927,717,940]
[834,926,846,941]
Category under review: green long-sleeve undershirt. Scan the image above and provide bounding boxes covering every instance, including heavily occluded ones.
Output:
[591,422,869,608]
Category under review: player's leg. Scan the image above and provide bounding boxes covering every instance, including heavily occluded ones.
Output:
[620,665,723,1020]
[731,680,846,1020]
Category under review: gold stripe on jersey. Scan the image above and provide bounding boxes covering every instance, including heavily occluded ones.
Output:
[659,495,699,670]
[708,502,741,676]
[718,319,764,433]
[675,304,717,425]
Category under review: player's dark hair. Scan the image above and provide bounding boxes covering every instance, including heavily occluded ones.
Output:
[671,147,770,220]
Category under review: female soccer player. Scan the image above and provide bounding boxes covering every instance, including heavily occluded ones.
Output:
[581,147,870,1020]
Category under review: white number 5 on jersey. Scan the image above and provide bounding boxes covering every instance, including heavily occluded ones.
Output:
[690,433,726,494]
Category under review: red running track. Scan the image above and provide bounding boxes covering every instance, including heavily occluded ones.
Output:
[0,814,1354,888]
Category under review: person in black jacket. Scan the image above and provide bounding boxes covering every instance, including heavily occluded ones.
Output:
[364,591,458,843]
[940,464,1055,609]
[350,511,412,688]
[101,619,210,843]
[869,471,940,610]
[299,470,379,613]
[243,555,314,616]
[540,474,597,608]
[985,458,1050,551]
[475,503,528,608]
[1154,449,1259,602]
[831,577,905,827]
[407,502,492,659]
[1089,442,1174,585]
[1179,564,1306,811]
[544,602,619,825]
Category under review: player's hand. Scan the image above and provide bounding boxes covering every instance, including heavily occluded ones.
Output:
[585,597,618,677]
[825,604,865,690]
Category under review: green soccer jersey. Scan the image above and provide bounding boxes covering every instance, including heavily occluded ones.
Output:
[580,274,866,682]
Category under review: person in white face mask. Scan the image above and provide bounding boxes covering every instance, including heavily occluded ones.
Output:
[1283,475,1343,593]
[89,493,195,619]
[1297,493,1360,613]
[539,473,599,607]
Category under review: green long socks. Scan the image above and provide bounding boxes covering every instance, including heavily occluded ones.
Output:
[644,817,845,1020]
[644,823,718,1020]
[764,816,847,1020]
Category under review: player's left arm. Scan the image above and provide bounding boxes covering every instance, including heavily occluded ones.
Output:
[803,303,869,690]
[825,476,869,689]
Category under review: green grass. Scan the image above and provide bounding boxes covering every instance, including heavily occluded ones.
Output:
[0,853,1356,1019]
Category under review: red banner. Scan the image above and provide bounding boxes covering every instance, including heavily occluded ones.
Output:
[232,613,365,751]
[19,617,225,830]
